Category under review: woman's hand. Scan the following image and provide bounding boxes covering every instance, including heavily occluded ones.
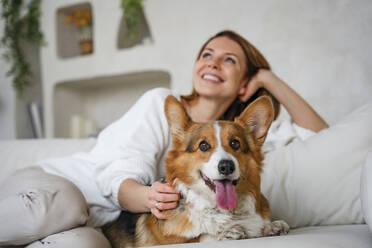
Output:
[240,69,278,102]
[118,179,180,220]
[146,181,180,219]
[240,68,328,132]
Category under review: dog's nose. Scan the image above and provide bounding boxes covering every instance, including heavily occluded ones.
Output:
[218,160,235,176]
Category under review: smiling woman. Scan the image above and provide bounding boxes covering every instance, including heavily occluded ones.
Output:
[182,30,327,131]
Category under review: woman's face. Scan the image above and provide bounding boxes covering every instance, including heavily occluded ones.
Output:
[193,36,248,101]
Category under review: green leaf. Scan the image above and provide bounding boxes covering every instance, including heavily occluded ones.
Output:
[0,0,44,97]
[120,0,143,40]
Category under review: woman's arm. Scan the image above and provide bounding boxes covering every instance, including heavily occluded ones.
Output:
[92,88,180,219]
[241,69,328,132]
[118,179,179,219]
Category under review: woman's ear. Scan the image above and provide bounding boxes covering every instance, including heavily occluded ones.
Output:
[239,76,263,103]
[238,78,251,102]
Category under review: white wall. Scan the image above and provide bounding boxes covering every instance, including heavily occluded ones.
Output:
[144,0,372,123]
[0,16,16,139]
[1,0,372,139]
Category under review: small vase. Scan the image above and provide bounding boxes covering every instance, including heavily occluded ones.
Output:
[79,40,93,55]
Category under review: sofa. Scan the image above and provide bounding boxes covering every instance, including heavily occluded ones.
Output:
[0,101,372,248]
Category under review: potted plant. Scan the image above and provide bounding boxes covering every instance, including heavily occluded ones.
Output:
[121,0,144,41]
[64,9,93,55]
[1,0,44,97]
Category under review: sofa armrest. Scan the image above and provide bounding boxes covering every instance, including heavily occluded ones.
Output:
[0,138,96,184]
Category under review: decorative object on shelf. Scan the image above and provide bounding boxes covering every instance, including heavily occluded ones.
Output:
[27,101,44,138]
[70,114,98,138]
[64,9,93,55]
[0,0,44,97]
[120,0,143,40]
[118,0,152,49]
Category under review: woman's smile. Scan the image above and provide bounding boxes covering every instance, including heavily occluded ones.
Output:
[193,36,247,100]
[201,72,224,83]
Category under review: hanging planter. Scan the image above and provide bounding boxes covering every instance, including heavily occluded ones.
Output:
[0,0,44,97]
[121,0,143,40]
[118,0,152,49]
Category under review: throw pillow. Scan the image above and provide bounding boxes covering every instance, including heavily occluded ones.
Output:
[262,102,372,228]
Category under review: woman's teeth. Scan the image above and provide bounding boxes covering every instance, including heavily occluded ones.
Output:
[203,74,221,82]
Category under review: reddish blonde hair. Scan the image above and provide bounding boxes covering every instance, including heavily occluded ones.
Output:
[183,30,280,120]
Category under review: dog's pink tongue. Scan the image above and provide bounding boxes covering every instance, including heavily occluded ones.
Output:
[215,180,237,210]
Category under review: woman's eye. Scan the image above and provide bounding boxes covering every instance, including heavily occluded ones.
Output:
[230,139,240,150]
[199,141,211,152]
[225,57,236,64]
[202,52,212,59]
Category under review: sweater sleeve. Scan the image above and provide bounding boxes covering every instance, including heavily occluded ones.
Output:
[262,119,316,154]
[91,88,172,208]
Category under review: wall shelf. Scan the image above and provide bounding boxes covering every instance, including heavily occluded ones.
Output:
[53,70,171,138]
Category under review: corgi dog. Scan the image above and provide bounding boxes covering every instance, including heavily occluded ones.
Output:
[103,95,289,248]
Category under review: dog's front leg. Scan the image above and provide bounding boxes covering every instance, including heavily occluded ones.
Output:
[263,220,290,236]
[199,225,247,242]
[216,224,247,240]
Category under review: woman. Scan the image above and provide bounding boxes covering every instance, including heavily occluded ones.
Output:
[0,30,328,247]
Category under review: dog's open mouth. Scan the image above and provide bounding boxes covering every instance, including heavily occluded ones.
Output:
[199,171,238,210]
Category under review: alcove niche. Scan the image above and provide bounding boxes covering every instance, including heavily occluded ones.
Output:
[53,70,171,138]
[56,2,94,58]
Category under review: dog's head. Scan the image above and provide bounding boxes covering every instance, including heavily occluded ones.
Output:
[164,95,274,211]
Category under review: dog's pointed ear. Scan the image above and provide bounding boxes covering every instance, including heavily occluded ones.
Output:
[164,95,191,141]
[236,96,274,146]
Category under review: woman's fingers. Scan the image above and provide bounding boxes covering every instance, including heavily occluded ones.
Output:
[153,191,180,203]
[149,199,178,220]
[147,181,180,219]
[151,206,167,220]
[154,201,178,211]
[149,182,180,203]
[152,181,178,193]
[240,69,272,102]
[240,79,259,102]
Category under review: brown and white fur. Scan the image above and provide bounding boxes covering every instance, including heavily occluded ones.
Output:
[103,95,289,248]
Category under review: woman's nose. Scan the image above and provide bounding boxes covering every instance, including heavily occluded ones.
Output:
[207,58,220,69]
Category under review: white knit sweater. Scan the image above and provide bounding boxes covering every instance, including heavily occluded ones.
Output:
[39,88,314,227]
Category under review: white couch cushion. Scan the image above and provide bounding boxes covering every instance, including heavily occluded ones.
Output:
[262,102,372,228]
[156,225,372,248]
[361,151,372,233]
[0,138,96,184]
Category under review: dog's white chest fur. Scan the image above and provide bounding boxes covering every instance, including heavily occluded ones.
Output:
[178,184,266,240]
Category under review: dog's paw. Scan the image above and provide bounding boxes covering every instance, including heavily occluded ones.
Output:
[263,220,290,237]
[217,224,247,240]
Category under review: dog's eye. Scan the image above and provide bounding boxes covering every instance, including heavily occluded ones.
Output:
[199,141,211,152]
[230,139,240,151]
